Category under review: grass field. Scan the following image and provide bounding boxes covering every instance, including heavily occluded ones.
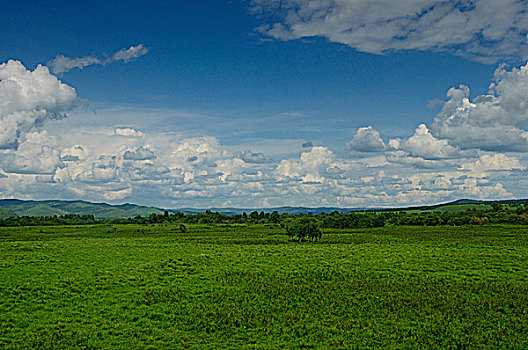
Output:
[1,224,527,348]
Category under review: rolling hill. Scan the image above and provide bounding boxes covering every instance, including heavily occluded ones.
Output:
[0,199,164,219]
[0,198,525,220]
[376,199,526,213]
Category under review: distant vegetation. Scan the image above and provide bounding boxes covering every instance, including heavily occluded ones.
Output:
[2,200,528,230]
[2,198,526,221]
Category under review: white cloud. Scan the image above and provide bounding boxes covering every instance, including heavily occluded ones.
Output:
[112,44,149,63]
[115,127,145,138]
[399,124,461,159]
[276,146,351,183]
[123,146,156,161]
[1,131,61,174]
[385,150,454,169]
[461,153,525,173]
[346,126,387,154]
[61,145,88,162]
[48,44,149,74]
[166,136,229,184]
[252,0,528,63]
[45,55,102,75]
[83,156,120,183]
[239,150,271,164]
[0,60,79,149]
[431,63,528,152]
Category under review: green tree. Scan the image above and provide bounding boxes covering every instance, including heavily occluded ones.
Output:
[491,202,502,212]
[270,211,280,223]
[285,217,322,242]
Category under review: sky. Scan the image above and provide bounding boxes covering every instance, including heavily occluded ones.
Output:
[1,0,528,208]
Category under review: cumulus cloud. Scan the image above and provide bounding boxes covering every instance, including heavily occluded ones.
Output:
[252,0,528,63]
[399,124,461,159]
[60,145,88,162]
[83,156,120,183]
[385,151,454,169]
[1,131,61,174]
[276,146,349,183]
[431,63,528,152]
[48,44,148,74]
[239,150,271,164]
[123,147,156,161]
[167,137,228,183]
[0,60,79,149]
[115,127,145,138]
[461,153,525,172]
[346,126,387,154]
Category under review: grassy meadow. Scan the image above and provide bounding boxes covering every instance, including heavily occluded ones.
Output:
[1,223,527,348]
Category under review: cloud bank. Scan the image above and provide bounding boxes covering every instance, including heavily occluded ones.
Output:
[251,0,528,63]
[2,59,528,207]
[48,44,149,74]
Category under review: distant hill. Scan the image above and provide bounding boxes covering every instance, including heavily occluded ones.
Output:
[172,199,527,215]
[20,204,68,217]
[375,198,527,213]
[0,198,525,220]
[0,208,16,219]
[171,206,356,215]
[0,199,164,219]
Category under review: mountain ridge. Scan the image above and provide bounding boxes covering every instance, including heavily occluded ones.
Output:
[0,198,526,219]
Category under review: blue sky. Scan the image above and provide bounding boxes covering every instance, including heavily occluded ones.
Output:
[1,0,528,208]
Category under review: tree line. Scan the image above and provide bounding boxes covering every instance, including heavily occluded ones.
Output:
[1,202,528,228]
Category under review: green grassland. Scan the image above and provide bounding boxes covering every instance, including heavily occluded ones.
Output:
[1,224,527,348]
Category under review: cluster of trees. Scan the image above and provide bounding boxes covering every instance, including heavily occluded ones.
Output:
[386,205,528,226]
[0,214,97,227]
[284,217,322,242]
[2,202,528,230]
[110,210,283,225]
